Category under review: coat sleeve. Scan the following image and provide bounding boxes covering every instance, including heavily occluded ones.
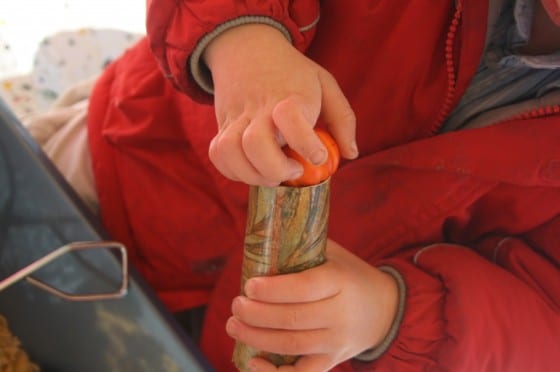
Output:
[146,0,320,103]
[353,228,560,372]
[325,115,560,371]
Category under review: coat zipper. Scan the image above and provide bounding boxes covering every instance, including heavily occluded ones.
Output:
[429,1,464,136]
[494,104,560,125]
[430,0,560,133]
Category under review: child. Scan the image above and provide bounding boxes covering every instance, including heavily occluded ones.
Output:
[87,0,560,370]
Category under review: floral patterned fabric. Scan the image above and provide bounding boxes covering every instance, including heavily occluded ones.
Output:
[0,28,141,119]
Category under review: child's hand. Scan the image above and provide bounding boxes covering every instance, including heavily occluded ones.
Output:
[226,240,399,371]
[204,24,358,186]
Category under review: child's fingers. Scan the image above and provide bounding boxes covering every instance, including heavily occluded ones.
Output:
[230,296,333,330]
[208,121,276,186]
[209,114,302,186]
[244,263,340,303]
[242,115,304,183]
[226,317,331,355]
[272,95,327,166]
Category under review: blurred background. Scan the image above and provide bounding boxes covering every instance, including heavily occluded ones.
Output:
[0,0,145,77]
[0,0,146,117]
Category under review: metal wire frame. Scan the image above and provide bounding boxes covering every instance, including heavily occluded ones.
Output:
[0,241,128,301]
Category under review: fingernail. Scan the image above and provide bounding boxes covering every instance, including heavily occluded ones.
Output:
[310,148,327,165]
[350,141,359,158]
[288,163,304,180]
[244,278,257,298]
[226,317,238,337]
[231,296,244,313]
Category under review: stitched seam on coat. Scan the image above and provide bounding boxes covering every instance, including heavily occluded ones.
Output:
[189,16,293,95]
[366,179,495,260]
[353,265,407,362]
[298,14,320,32]
[413,243,466,264]
[492,237,513,263]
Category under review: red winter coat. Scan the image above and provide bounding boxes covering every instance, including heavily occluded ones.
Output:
[88,0,560,370]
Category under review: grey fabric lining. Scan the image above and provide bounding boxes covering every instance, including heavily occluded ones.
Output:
[462,89,560,129]
[441,0,560,133]
[353,265,407,362]
[189,16,292,95]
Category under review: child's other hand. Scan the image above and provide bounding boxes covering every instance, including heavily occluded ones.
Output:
[204,24,358,186]
[226,240,399,371]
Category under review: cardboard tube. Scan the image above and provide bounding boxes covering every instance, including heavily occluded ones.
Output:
[233,180,330,371]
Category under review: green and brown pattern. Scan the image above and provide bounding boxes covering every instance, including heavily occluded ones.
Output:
[233,180,330,371]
